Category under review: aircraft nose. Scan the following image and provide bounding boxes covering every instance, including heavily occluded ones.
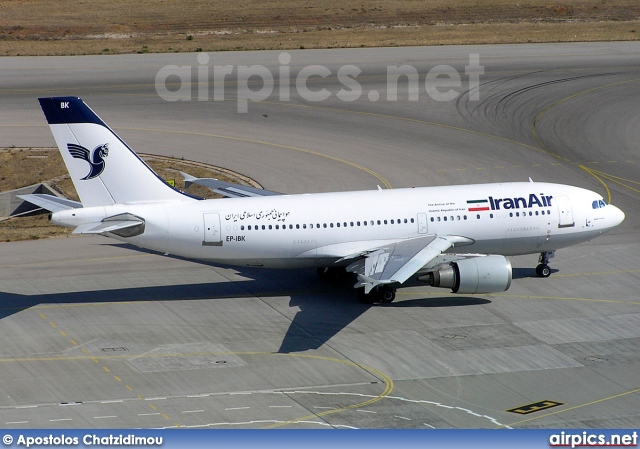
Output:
[609,205,625,227]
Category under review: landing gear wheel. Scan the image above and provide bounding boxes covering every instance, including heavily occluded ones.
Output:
[357,286,396,304]
[537,250,555,277]
[536,264,551,278]
[358,288,375,304]
[378,286,396,303]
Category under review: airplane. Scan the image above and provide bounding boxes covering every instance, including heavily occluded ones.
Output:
[20,96,625,304]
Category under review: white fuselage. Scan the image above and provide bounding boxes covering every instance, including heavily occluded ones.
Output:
[52,181,625,269]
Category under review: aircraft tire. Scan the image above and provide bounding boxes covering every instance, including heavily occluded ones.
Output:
[379,286,396,303]
[536,264,551,278]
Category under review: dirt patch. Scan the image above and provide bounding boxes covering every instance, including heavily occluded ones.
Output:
[1,0,638,56]
[0,147,254,242]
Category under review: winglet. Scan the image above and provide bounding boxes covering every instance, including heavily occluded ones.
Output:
[179,171,198,189]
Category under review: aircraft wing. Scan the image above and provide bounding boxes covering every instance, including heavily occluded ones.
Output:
[180,172,281,198]
[17,194,82,212]
[346,235,470,293]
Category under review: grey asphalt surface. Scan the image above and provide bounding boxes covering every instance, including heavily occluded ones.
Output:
[0,42,639,428]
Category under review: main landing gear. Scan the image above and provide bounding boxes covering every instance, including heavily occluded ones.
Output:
[357,285,396,304]
[536,250,555,278]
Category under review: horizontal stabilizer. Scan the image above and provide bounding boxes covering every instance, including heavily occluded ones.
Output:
[73,220,142,235]
[72,213,145,237]
[17,194,82,212]
[180,171,281,198]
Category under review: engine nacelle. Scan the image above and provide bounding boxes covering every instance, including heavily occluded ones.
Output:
[418,255,512,294]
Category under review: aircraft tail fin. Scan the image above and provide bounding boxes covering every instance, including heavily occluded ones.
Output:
[38,97,194,207]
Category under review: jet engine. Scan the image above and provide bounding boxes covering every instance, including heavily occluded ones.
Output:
[418,255,512,294]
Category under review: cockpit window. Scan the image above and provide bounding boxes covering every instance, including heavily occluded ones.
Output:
[592,199,608,209]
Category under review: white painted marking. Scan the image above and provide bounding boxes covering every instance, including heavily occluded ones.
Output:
[180,420,358,429]
[119,387,511,429]
[225,406,250,411]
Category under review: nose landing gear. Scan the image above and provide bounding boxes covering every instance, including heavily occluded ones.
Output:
[536,250,555,278]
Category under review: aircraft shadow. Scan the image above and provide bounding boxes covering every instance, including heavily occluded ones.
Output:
[512,267,558,279]
[1,244,492,354]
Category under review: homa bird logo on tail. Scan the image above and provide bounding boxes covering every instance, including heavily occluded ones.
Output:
[67,143,109,180]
